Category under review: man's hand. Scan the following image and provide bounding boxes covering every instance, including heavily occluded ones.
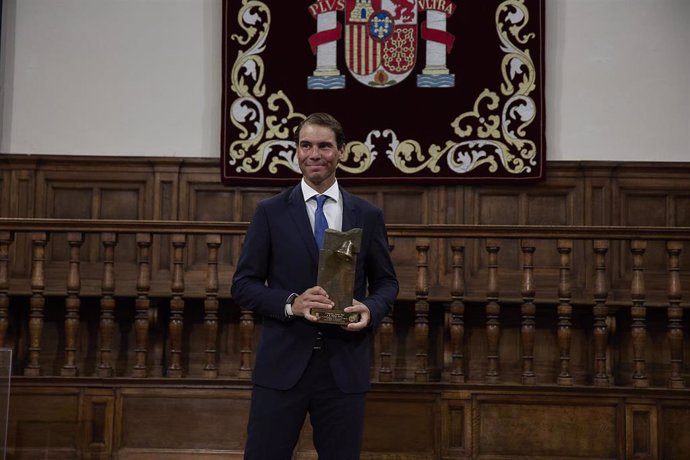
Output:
[291,286,333,322]
[342,299,370,331]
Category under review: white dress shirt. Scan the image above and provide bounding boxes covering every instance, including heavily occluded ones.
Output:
[285,180,344,317]
[300,179,343,233]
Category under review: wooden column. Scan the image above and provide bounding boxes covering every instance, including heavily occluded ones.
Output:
[236,227,252,380]
[378,238,395,382]
[238,307,254,379]
[167,234,186,378]
[61,232,83,376]
[97,233,117,377]
[630,240,648,388]
[414,238,430,382]
[557,239,573,385]
[449,239,465,383]
[592,240,611,386]
[25,232,48,376]
[132,233,152,378]
[485,239,501,384]
[666,241,684,389]
[0,231,13,348]
[203,234,221,378]
[520,239,536,385]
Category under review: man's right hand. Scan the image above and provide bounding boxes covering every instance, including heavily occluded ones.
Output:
[291,286,333,322]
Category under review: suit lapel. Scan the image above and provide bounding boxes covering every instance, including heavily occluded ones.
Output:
[340,188,361,231]
[287,185,320,264]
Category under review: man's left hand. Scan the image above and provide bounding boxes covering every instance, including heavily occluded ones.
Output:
[342,299,370,331]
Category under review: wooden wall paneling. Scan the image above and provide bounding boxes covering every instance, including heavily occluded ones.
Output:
[467,183,584,302]
[34,160,155,297]
[115,388,251,457]
[659,400,690,459]
[582,164,614,227]
[7,159,37,284]
[612,170,690,302]
[0,166,9,217]
[465,190,519,301]
[7,158,37,219]
[472,394,621,459]
[358,390,439,460]
[81,389,115,458]
[381,187,430,301]
[673,194,690,283]
[6,382,690,458]
[178,171,236,297]
[151,161,182,297]
[625,402,658,459]
[441,391,472,459]
[8,387,81,458]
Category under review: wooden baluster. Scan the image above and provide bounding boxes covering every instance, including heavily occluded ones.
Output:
[378,314,394,382]
[592,240,611,386]
[630,240,648,387]
[666,241,684,389]
[520,239,536,385]
[0,231,13,348]
[25,232,48,376]
[238,307,254,379]
[414,238,430,382]
[203,234,221,378]
[485,239,501,384]
[61,232,83,376]
[378,237,395,382]
[449,239,465,383]
[167,234,186,378]
[557,240,573,385]
[132,233,152,378]
[97,233,117,377]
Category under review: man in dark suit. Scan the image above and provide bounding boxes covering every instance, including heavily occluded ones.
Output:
[231,112,399,459]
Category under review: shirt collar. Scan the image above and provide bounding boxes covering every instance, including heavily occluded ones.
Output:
[301,179,339,203]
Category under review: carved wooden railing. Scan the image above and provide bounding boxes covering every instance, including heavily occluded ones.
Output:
[0,218,687,389]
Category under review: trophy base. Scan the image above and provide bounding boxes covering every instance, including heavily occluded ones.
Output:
[311,308,360,325]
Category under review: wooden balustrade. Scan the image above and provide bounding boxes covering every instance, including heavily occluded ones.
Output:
[630,239,648,388]
[25,232,48,376]
[592,239,611,386]
[667,241,684,389]
[414,238,430,383]
[520,239,536,385]
[0,218,687,389]
[61,232,83,376]
[133,233,152,378]
[377,238,396,382]
[485,239,501,384]
[204,234,221,378]
[557,239,573,385]
[168,234,186,378]
[0,231,11,348]
[449,239,465,384]
[97,232,117,377]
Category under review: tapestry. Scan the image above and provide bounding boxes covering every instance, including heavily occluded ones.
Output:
[221,0,545,185]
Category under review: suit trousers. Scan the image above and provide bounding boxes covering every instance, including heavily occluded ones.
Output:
[244,347,367,460]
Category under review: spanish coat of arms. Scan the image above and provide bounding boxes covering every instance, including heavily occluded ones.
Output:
[222,0,545,184]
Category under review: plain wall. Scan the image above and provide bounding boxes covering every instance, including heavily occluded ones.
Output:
[1,0,688,161]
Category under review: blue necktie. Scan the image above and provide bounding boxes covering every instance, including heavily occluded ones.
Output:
[313,195,329,250]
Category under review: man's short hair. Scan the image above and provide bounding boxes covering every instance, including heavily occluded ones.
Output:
[294,112,346,150]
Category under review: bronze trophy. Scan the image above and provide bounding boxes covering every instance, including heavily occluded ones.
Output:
[311,228,362,325]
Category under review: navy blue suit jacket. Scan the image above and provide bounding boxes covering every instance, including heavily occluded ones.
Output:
[231,184,399,393]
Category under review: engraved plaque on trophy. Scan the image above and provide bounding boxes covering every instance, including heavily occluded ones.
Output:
[311,228,362,325]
